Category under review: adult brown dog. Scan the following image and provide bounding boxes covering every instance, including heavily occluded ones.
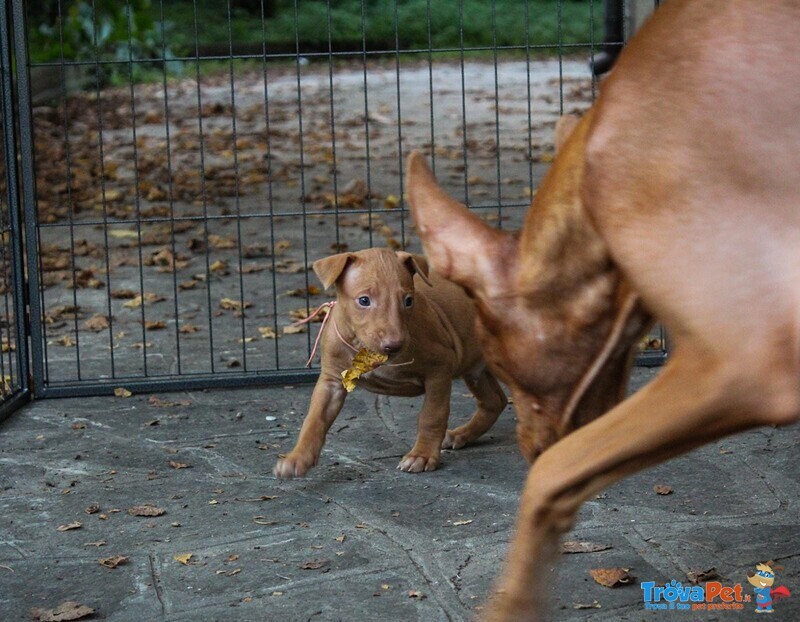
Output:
[406,0,800,618]
[273,248,506,478]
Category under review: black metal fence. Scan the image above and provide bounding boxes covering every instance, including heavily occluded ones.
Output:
[0,0,665,412]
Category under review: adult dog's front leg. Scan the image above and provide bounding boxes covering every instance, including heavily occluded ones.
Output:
[485,347,798,621]
[398,377,452,473]
[274,374,347,479]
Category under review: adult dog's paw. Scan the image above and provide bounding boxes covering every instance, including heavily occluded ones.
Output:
[273,452,316,479]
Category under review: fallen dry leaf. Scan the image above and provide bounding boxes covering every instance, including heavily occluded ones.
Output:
[56,334,75,347]
[258,326,278,339]
[179,323,200,334]
[653,484,673,495]
[123,292,166,308]
[84,504,100,515]
[253,516,277,525]
[110,289,138,299]
[168,461,191,469]
[282,325,305,335]
[109,229,138,239]
[144,320,166,330]
[687,567,719,584]
[384,194,400,208]
[573,601,601,610]
[220,297,252,311]
[84,314,110,332]
[299,559,329,570]
[334,534,346,543]
[83,540,107,547]
[452,519,473,526]
[174,552,193,565]
[148,395,190,407]
[56,522,82,532]
[99,555,129,569]
[114,387,132,398]
[341,349,388,392]
[561,540,613,554]
[209,259,229,273]
[589,567,635,588]
[127,504,165,517]
[407,590,426,600]
[30,601,95,621]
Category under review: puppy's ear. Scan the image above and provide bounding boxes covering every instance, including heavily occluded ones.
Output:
[313,253,356,290]
[396,251,431,286]
[555,114,581,153]
[405,151,515,296]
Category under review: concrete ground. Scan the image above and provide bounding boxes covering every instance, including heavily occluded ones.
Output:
[1,367,799,621]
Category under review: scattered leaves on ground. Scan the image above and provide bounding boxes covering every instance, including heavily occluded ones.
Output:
[653,484,673,495]
[174,553,193,565]
[113,387,132,398]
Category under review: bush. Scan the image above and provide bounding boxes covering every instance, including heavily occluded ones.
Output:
[29,0,181,85]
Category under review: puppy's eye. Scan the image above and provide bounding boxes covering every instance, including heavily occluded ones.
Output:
[357,296,371,308]
[404,295,414,308]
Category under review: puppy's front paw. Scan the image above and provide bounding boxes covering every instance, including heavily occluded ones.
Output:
[442,428,470,450]
[273,452,316,479]
[397,452,439,473]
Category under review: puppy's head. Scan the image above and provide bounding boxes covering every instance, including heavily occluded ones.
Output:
[313,248,429,357]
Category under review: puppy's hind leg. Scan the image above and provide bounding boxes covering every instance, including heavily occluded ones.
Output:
[443,367,507,450]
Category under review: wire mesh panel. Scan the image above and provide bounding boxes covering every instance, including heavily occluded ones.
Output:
[15,0,665,397]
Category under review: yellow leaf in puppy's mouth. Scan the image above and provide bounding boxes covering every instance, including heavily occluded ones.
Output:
[341,349,388,392]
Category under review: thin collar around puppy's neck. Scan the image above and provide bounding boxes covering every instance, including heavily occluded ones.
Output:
[292,301,359,367]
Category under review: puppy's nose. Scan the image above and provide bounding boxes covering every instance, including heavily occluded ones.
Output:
[381,339,403,355]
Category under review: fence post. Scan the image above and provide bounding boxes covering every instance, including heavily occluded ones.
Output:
[0,0,30,414]
[10,0,44,396]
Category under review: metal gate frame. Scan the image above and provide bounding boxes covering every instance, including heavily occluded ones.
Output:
[1,0,667,409]
[0,1,31,419]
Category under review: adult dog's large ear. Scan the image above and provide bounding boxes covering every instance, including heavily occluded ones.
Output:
[313,253,357,290]
[405,151,516,296]
[395,251,431,286]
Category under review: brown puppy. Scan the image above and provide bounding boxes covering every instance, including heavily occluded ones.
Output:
[273,248,506,478]
[407,0,800,618]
